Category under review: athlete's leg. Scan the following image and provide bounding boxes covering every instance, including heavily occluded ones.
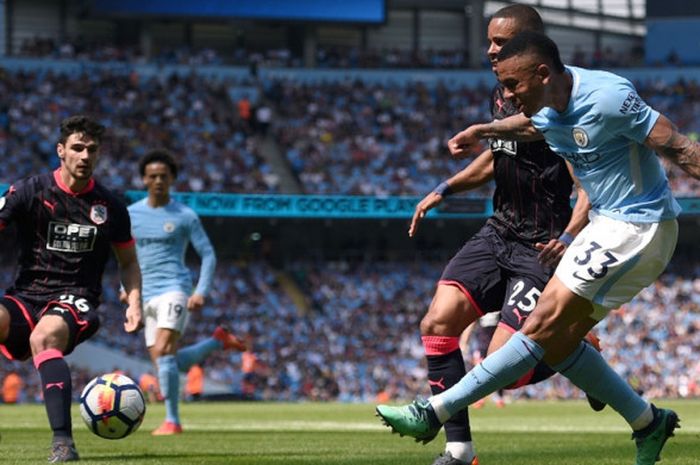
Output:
[30,315,75,450]
[146,292,189,434]
[176,326,246,372]
[487,325,555,390]
[30,295,99,462]
[492,274,557,392]
[522,279,648,422]
[421,284,481,464]
[151,327,183,433]
[420,226,508,464]
[379,218,679,464]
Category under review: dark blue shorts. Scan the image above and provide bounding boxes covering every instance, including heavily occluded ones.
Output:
[0,292,100,360]
[440,223,553,331]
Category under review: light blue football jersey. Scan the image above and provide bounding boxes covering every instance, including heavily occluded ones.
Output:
[128,198,216,302]
[531,65,680,222]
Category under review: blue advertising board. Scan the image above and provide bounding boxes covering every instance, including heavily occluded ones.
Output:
[2,184,699,218]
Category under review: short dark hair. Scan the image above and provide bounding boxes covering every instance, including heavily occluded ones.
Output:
[497,31,565,73]
[490,4,544,33]
[139,148,179,178]
[59,115,105,144]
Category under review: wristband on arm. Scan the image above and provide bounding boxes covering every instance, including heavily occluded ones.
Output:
[433,181,453,197]
[558,231,574,246]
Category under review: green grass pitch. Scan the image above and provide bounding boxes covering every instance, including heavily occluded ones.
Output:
[1,399,698,464]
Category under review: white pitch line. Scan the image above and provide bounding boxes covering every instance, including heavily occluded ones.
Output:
[176,421,700,434]
[5,420,698,434]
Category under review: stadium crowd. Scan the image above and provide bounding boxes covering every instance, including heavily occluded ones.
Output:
[1,53,700,405]
[2,66,700,196]
[0,68,278,194]
[19,37,646,70]
[1,258,698,404]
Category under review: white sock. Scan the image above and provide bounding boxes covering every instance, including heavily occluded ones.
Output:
[446,441,475,463]
[630,404,654,430]
[429,395,451,424]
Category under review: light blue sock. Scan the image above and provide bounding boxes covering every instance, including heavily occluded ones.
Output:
[176,338,222,372]
[157,355,180,424]
[432,332,544,421]
[552,342,648,424]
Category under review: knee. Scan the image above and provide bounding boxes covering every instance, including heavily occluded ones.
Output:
[29,326,60,354]
[420,301,474,337]
[0,306,9,342]
[151,342,167,358]
[419,303,456,336]
[152,339,177,358]
[520,300,560,343]
[419,312,440,336]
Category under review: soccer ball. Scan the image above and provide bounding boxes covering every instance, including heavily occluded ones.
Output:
[79,373,146,439]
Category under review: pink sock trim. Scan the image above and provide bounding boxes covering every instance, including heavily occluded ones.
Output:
[506,368,535,389]
[33,348,63,369]
[498,321,517,333]
[422,336,460,356]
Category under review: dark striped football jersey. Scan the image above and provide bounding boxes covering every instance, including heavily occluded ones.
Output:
[0,169,134,303]
[486,85,574,244]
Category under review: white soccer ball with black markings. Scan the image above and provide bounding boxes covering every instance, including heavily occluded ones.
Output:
[79,373,146,439]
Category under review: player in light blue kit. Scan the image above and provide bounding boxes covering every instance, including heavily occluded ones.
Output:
[377,32,700,465]
[124,149,246,435]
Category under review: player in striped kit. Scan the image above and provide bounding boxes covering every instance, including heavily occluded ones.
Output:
[0,115,143,462]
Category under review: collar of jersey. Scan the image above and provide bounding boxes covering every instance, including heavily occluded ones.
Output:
[53,168,95,196]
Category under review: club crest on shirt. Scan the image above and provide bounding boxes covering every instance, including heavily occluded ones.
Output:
[89,204,108,225]
[572,128,589,148]
[163,222,175,233]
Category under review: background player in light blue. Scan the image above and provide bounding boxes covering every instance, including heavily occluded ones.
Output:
[123,149,246,436]
[378,31,700,465]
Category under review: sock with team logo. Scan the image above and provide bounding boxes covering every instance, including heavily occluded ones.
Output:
[422,336,472,442]
[552,341,649,426]
[430,332,544,422]
[176,338,220,372]
[157,355,180,424]
[34,349,73,440]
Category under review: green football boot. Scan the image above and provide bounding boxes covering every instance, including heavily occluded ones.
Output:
[633,405,680,465]
[375,399,442,444]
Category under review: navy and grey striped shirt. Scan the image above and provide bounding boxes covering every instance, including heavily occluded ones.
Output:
[487,85,574,245]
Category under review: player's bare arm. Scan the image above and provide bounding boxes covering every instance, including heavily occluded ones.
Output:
[448,113,541,158]
[114,244,143,333]
[646,114,700,179]
[535,162,591,267]
[409,149,495,237]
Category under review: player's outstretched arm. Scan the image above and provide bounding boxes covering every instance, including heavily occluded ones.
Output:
[448,113,542,158]
[646,114,700,179]
[409,149,495,237]
[114,244,143,333]
[535,163,590,267]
